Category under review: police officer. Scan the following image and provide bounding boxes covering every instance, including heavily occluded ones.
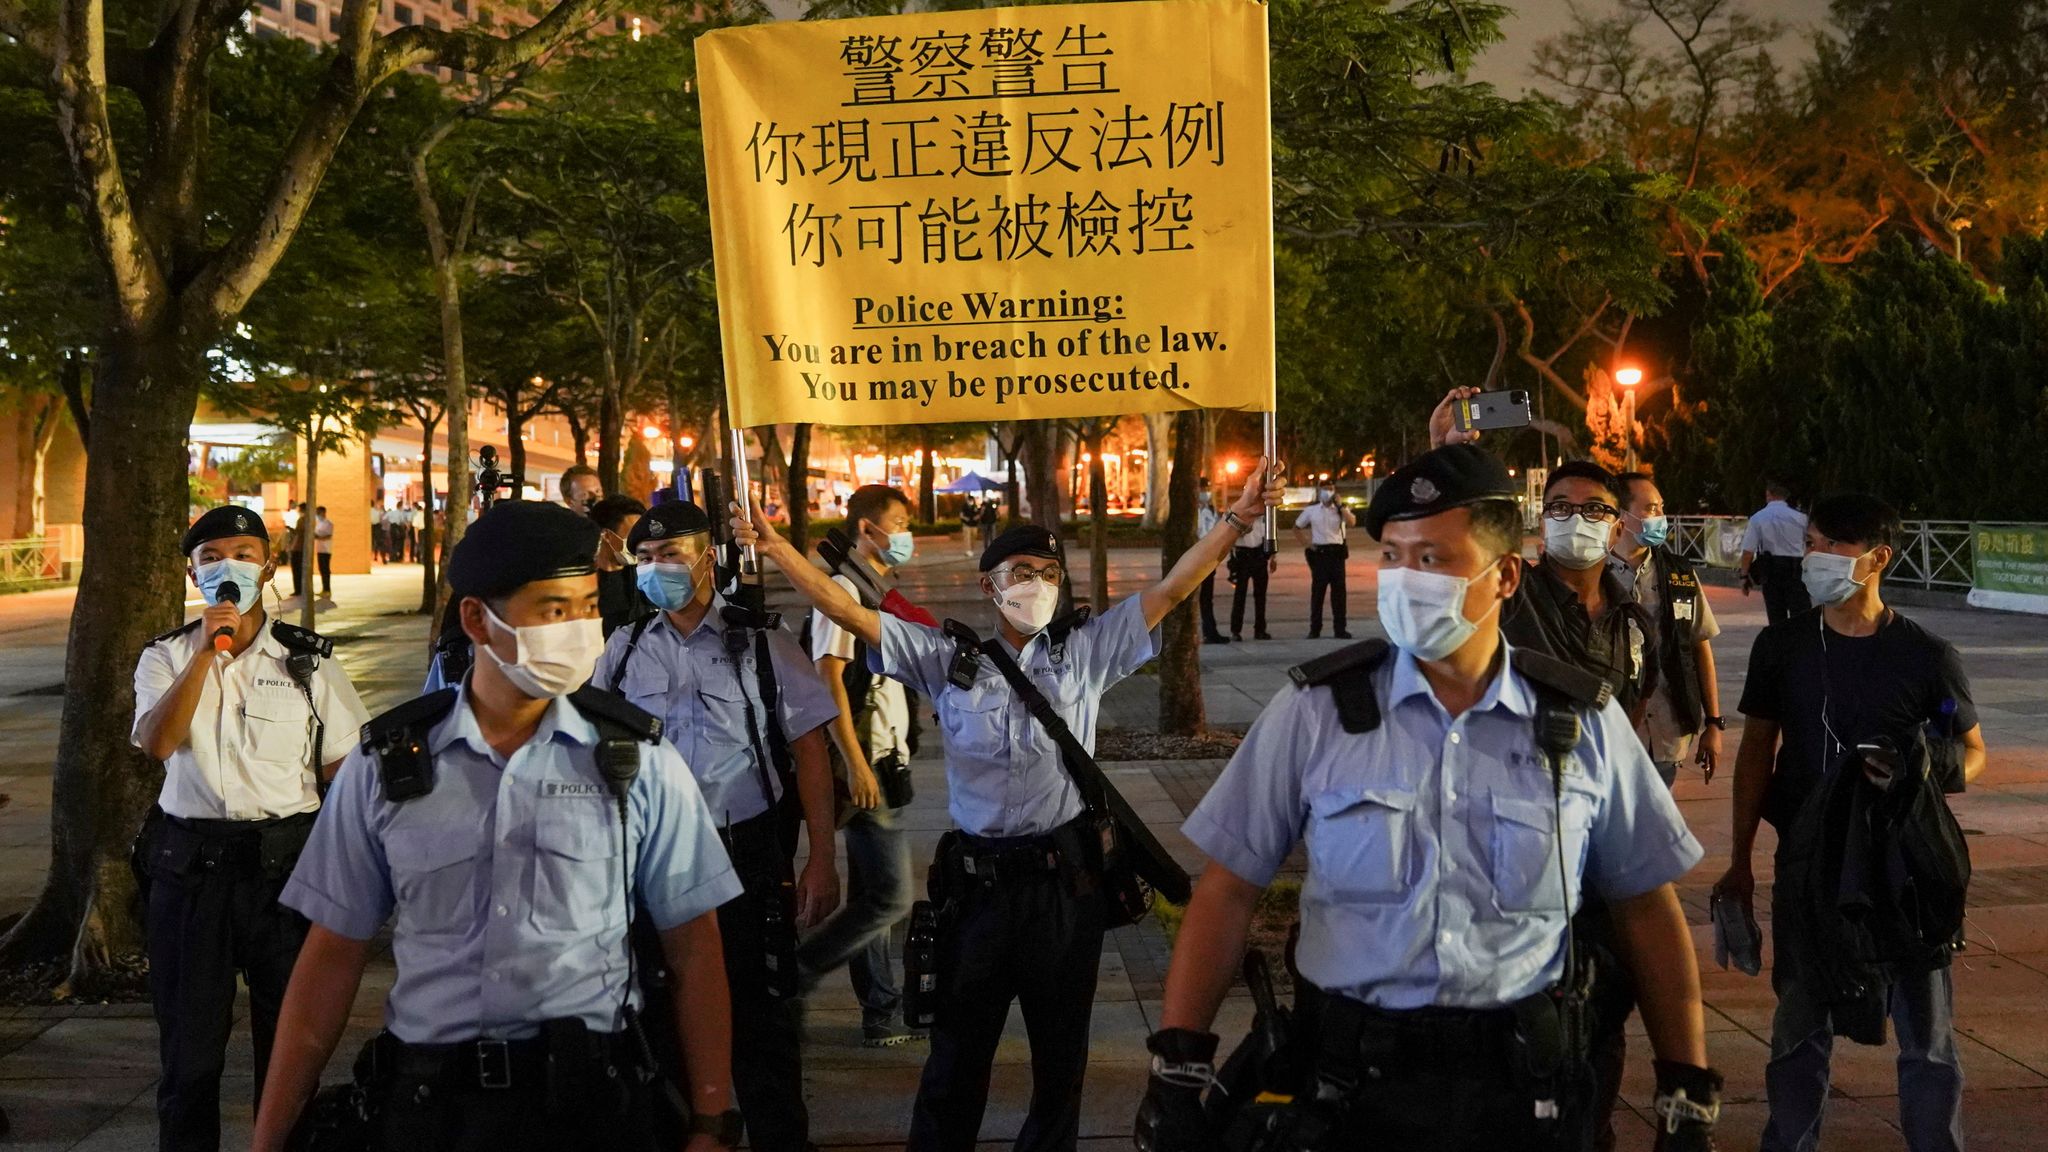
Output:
[733,463,1281,1152]
[249,500,744,1152]
[1292,481,1355,639]
[1135,446,1722,1152]
[595,499,843,1152]
[132,505,369,1152]
[1740,481,1812,626]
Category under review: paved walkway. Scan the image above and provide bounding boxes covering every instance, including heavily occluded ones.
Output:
[3,548,2048,1149]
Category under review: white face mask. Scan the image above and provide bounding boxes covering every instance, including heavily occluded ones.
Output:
[1544,514,1612,570]
[1801,550,1871,607]
[994,580,1060,634]
[478,603,603,699]
[1377,565,1501,661]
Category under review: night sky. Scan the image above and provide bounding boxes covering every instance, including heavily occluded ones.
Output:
[1468,0,1837,93]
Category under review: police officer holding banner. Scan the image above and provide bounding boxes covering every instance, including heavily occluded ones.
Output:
[132,505,368,1152]
[732,461,1281,1152]
[596,498,843,1152]
[1135,446,1722,1152]
[250,500,745,1152]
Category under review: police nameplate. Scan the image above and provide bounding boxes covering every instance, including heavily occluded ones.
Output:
[541,781,608,799]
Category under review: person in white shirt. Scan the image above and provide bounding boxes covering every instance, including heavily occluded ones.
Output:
[1195,478,1229,644]
[1740,481,1812,625]
[1293,485,1357,639]
[131,506,370,1152]
[1228,481,1274,641]
[312,506,334,600]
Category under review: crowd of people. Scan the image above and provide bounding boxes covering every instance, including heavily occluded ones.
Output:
[124,392,1984,1152]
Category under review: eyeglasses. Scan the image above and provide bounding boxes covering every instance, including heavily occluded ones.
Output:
[1543,500,1619,523]
[992,564,1064,589]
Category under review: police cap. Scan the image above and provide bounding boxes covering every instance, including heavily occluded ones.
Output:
[182,505,271,556]
[625,499,711,551]
[1363,445,1520,538]
[448,500,600,599]
[980,524,1063,572]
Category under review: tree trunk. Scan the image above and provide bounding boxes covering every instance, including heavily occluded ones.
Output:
[0,328,199,986]
[418,409,440,616]
[505,394,529,483]
[13,396,61,538]
[1021,419,1060,532]
[299,423,321,630]
[432,285,470,629]
[1087,423,1110,612]
[1158,410,1206,736]
[918,426,936,524]
[597,385,621,495]
[1140,411,1171,529]
[786,422,812,554]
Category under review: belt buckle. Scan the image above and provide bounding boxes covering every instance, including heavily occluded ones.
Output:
[475,1039,511,1089]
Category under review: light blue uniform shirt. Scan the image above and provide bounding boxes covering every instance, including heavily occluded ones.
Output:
[1741,499,1809,557]
[593,603,838,827]
[1184,642,1702,1010]
[281,689,743,1044]
[874,594,1156,837]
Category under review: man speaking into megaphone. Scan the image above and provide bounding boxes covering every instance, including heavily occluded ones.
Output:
[130,504,370,1152]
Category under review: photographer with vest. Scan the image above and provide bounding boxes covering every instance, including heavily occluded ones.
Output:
[732,460,1281,1152]
[594,498,843,1152]
[1609,472,1725,787]
[1136,445,1718,1152]
[251,499,743,1152]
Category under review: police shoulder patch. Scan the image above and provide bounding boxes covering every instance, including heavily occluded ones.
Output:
[568,685,663,743]
[1287,638,1392,688]
[362,688,459,748]
[1510,649,1612,710]
[271,621,333,659]
[150,619,201,646]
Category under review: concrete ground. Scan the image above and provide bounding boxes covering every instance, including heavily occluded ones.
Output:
[3,544,2048,1149]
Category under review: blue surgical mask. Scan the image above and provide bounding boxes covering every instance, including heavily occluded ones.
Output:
[636,561,698,611]
[1633,514,1670,549]
[195,559,264,615]
[881,530,916,567]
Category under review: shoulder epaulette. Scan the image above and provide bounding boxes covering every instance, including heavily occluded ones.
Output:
[1511,649,1613,711]
[568,685,663,743]
[718,603,783,633]
[1288,638,1392,688]
[270,621,333,658]
[1288,639,1392,736]
[362,688,459,748]
[1049,606,1093,634]
[150,619,201,646]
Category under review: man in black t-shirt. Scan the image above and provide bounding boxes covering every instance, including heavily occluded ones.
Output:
[1716,493,1986,1152]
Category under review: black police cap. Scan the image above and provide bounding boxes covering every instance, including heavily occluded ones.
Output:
[448,500,600,599]
[182,505,271,556]
[1363,445,1520,538]
[980,524,1064,572]
[626,499,712,552]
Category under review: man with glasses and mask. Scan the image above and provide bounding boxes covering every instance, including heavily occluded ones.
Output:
[1715,493,1985,1152]
[1136,445,1719,1152]
[133,506,369,1152]
[595,499,843,1152]
[252,499,743,1152]
[1609,471,1725,788]
[731,462,1282,1152]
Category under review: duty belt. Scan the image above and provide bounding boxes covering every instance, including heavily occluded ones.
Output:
[1299,983,1520,1082]
[956,830,1065,885]
[379,1028,638,1092]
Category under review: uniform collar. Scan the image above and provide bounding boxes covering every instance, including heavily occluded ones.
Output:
[1388,638,1536,720]
[432,687,596,759]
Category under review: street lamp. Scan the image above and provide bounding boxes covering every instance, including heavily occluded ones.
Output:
[1614,366,1643,470]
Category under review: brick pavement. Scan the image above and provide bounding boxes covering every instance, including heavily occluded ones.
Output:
[3,548,2048,1149]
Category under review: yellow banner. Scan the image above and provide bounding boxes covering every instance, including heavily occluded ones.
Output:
[698,0,1274,428]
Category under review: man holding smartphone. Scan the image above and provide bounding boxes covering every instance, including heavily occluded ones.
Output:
[1716,493,1986,1152]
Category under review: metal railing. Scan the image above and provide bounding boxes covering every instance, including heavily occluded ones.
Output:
[1668,516,1984,593]
[0,537,67,592]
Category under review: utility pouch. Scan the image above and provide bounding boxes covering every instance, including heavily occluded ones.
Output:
[1081,812,1152,929]
[542,1017,626,1118]
[145,819,204,883]
[1509,991,1565,1085]
[874,749,915,811]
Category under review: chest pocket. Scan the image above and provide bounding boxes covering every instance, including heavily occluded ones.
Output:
[385,821,481,940]
[1488,791,1595,913]
[617,661,670,715]
[1306,787,1416,905]
[241,694,311,766]
[532,798,625,934]
[938,682,1008,762]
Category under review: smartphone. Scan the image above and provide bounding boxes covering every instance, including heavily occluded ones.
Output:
[1453,389,1534,433]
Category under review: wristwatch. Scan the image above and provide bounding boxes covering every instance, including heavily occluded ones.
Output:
[690,1108,745,1148]
[1222,511,1253,536]
[1704,715,1728,731]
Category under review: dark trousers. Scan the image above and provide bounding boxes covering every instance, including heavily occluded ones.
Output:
[1198,572,1224,638]
[798,802,915,1028]
[907,863,1106,1152]
[1229,547,1268,637]
[380,1075,658,1151]
[719,857,808,1152]
[145,835,308,1152]
[287,553,303,597]
[1306,546,1348,635]
[1756,556,1812,626]
[316,552,332,596]
[1573,897,1634,1152]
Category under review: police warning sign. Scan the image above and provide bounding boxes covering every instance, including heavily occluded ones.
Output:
[697,0,1274,428]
